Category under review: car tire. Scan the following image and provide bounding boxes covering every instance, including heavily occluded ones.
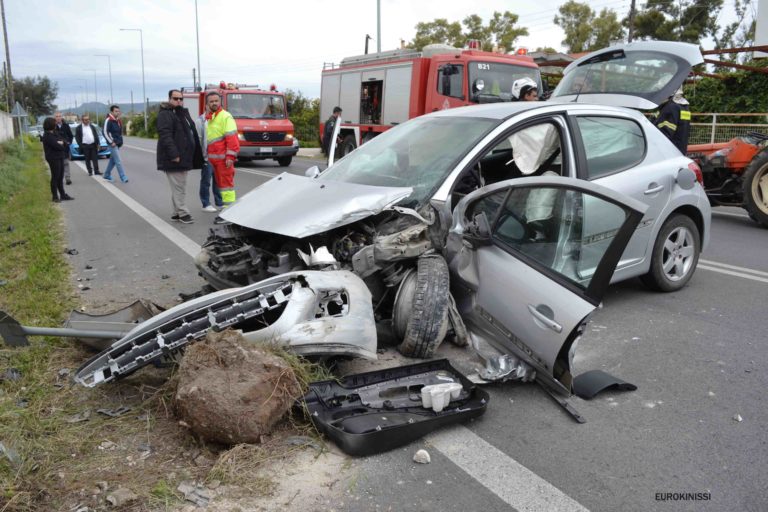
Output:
[277,156,292,167]
[640,214,700,292]
[395,255,451,358]
[742,150,768,228]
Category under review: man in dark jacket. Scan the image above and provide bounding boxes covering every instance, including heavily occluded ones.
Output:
[54,112,74,185]
[75,114,102,176]
[103,105,129,183]
[653,87,691,153]
[322,106,342,156]
[156,89,203,224]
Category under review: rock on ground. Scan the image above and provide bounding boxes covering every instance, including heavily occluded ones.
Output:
[174,330,302,444]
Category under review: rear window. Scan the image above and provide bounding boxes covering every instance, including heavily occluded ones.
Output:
[576,116,645,179]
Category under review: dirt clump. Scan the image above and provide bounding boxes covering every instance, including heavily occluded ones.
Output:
[174,329,303,445]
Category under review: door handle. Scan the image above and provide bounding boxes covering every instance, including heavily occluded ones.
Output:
[644,184,664,195]
[527,304,563,333]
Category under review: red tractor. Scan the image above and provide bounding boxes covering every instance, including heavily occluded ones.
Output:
[687,131,768,228]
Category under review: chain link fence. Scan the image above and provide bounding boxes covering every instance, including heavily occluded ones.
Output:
[689,113,768,145]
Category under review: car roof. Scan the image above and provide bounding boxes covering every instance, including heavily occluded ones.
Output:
[424,101,647,123]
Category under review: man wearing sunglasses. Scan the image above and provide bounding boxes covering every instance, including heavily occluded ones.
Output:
[157,89,203,224]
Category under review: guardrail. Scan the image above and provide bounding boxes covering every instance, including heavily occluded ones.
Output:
[689,113,768,145]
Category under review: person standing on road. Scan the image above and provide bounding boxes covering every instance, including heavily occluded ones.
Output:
[322,106,342,156]
[653,87,691,153]
[204,91,239,223]
[157,89,203,224]
[54,112,74,185]
[42,117,74,203]
[194,106,223,213]
[103,105,129,183]
[75,114,102,176]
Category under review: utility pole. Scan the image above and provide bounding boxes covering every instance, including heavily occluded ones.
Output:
[628,0,636,43]
[376,0,381,53]
[95,54,113,104]
[1,0,15,132]
[194,0,202,90]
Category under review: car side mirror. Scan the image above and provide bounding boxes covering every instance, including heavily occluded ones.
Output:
[466,212,492,244]
[676,167,697,190]
[305,165,321,179]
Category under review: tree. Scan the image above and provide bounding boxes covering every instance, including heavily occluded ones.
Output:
[12,76,58,117]
[409,11,528,53]
[712,0,757,63]
[554,1,625,53]
[628,0,723,44]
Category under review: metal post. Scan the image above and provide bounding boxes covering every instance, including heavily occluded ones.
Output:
[87,69,98,124]
[376,0,381,53]
[628,0,636,43]
[1,0,15,127]
[120,28,147,132]
[195,0,202,90]
[95,54,113,104]
[710,113,717,144]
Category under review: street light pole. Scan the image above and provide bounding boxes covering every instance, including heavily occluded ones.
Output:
[86,68,98,124]
[95,54,113,104]
[120,28,147,132]
[194,0,202,90]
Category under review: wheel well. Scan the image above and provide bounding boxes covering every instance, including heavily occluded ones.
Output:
[339,129,357,145]
[670,204,704,241]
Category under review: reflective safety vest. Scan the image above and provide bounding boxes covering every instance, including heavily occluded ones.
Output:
[206,109,240,161]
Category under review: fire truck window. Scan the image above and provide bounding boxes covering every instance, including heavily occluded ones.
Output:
[227,94,286,120]
[438,64,464,99]
[360,80,383,124]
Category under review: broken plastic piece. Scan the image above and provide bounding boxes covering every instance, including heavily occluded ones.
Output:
[296,244,338,267]
[572,370,637,400]
[421,383,462,412]
[96,406,131,418]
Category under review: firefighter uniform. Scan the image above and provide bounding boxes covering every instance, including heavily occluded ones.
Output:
[654,99,691,153]
[206,108,240,206]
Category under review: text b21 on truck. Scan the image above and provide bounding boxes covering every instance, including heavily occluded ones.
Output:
[184,82,299,167]
[320,43,541,155]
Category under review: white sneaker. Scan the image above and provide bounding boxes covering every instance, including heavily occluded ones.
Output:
[202,205,218,212]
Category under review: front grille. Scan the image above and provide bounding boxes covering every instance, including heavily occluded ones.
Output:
[243,131,285,143]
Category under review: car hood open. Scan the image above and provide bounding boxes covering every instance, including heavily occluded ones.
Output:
[220,172,413,238]
[550,41,703,110]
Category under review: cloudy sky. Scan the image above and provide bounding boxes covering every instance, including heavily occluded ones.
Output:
[3,0,742,110]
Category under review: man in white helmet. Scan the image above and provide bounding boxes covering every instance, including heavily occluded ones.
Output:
[512,77,539,101]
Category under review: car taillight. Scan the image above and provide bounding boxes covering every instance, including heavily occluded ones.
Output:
[688,162,703,185]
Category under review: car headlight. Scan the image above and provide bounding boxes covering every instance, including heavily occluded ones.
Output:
[284,133,294,142]
[238,132,245,141]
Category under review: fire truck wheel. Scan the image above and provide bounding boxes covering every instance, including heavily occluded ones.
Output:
[743,151,768,228]
[340,134,357,156]
[277,156,292,167]
[395,255,451,359]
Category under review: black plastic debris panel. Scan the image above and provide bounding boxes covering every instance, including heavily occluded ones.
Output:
[303,359,489,457]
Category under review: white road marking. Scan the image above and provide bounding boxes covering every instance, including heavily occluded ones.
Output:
[428,426,590,512]
[122,143,155,154]
[698,264,768,284]
[72,161,201,258]
[84,146,591,512]
[699,259,768,278]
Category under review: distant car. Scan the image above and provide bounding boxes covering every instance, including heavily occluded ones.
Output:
[69,124,111,160]
[27,125,42,139]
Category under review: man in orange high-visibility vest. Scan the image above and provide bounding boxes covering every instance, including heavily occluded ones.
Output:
[205,91,240,223]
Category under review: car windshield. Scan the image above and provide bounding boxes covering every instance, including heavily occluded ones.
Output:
[319,116,496,207]
[468,62,540,102]
[226,93,286,119]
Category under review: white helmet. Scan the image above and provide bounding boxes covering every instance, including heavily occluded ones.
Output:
[512,77,538,100]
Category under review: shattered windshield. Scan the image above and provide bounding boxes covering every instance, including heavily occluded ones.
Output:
[468,62,540,102]
[226,93,286,119]
[319,116,496,207]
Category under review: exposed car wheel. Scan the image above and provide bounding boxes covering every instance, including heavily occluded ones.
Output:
[277,156,292,167]
[641,214,700,292]
[393,255,451,358]
[743,150,768,228]
[340,135,357,157]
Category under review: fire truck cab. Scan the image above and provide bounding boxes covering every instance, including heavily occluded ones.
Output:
[184,82,299,167]
[320,44,541,155]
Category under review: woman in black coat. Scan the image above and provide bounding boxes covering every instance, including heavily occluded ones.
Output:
[41,116,74,202]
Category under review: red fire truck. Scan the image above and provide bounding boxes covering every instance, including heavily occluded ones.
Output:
[320,44,541,155]
[184,82,299,166]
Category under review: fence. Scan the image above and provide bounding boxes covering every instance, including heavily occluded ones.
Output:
[689,113,768,145]
[0,111,13,143]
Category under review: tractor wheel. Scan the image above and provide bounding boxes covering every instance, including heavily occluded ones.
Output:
[394,255,451,359]
[743,151,768,228]
[640,214,701,292]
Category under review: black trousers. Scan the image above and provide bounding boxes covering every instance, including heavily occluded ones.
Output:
[47,158,66,200]
[81,143,99,173]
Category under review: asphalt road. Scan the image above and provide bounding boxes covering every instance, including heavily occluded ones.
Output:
[60,138,767,511]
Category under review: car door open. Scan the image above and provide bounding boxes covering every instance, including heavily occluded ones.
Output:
[445,176,646,395]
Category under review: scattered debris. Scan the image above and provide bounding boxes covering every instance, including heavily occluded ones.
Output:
[283,436,322,452]
[174,330,302,444]
[105,487,138,507]
[66,410,91,423]
[733,414,743,422]
[0,279,7,287]
[0,441,21,467]
[85,264,93,270]
[137,443,151,453]
[1,367,22,382]
[572,370,638,400]
[99,441,117,451]
[97,406,131,418]
[176,481,212,507]
[8,239,27,248]
[161,274,170,279]
[16,398,29,408]
[65,248,79,255]
[81,286,91,291]
[413,449,431,464]
[6,225,13,232]
[58,368,71,378]
[96,481,109,492]
[708,391,716,397]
